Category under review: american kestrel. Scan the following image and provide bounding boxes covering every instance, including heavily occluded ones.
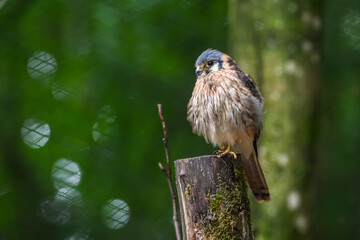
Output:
[187,49,270,202]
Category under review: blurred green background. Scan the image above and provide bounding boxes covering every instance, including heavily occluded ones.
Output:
[0,0,359,239]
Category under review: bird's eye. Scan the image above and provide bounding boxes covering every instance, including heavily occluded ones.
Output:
[206,61,214,67]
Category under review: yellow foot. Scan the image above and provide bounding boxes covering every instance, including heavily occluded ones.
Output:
[214,145,226,154]
[215,145,237,159]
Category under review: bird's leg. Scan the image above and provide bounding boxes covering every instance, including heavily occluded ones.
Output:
[214,145,227,155]
[217,145,237,159]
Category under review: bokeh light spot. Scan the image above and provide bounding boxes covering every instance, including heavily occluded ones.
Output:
[342,10,360,49]
[287,191,301,210]
[276,153,289,167]
[55,187,83,207]
[92,105,117,142]
[40,199,71,225]
[102,199,130,229]
[52,158,82,190]
[21,118,51,149]
[52,83,74,100]
[294,214,308,233]
[65,232,91,240]
[27,51,57,79]
[301,40,313,52]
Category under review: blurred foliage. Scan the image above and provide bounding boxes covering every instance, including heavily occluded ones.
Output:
[314,1,360,239]
[0,0,227,239]
[0,0,359,239]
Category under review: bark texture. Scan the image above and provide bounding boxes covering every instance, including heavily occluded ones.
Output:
[175,155,253,240]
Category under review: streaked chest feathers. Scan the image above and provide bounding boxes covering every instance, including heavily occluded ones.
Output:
[187,70,262,147]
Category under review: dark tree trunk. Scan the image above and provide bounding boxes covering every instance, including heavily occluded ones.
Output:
[175,155,253,240]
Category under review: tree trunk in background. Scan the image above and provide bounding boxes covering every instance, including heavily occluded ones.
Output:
[228,0,322,239]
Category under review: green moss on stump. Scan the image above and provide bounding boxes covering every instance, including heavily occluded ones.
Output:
[202,168,252,240]
[185,183,191,200]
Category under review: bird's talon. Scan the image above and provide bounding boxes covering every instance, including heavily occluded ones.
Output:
[230,152,238,159]
[214,145,227,156]
[214,150,222,155]
[215,145,237,159]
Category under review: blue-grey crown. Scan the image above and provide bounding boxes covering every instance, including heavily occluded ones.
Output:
[195,49,224,66]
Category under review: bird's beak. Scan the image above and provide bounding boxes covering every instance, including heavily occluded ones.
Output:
[195,66,203,76]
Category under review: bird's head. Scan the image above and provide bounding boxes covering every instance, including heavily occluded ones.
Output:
[195,49,230,77]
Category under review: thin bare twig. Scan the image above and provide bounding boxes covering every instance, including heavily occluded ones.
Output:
[157,104,181,240]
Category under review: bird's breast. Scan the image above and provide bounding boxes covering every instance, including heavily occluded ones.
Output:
[187,74,250,146]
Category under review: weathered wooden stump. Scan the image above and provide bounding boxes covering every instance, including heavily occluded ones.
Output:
[175,155,253,240]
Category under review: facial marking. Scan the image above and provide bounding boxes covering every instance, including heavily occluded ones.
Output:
[195,61,223,77]
[210,62,221,72]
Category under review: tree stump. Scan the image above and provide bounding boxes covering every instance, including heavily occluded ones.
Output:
[175,155,253,240]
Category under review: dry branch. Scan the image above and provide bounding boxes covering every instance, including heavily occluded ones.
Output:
[157,104,181,240]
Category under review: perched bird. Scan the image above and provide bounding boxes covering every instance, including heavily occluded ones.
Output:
[187,49,270,202]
